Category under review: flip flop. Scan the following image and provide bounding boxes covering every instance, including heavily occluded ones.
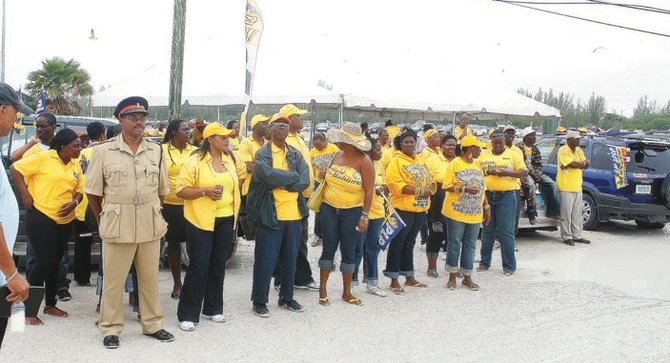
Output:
[446,281,457,290]
[26,317,44,326]
[405,281,428,288]
[43,306,69,317]
[462,281,480,291]
[390,287,405,295]
[319,297,331,306]
[343,297,363,306]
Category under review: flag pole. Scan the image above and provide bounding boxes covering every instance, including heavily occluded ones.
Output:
[241,0,264,137]
[1,0,6,83]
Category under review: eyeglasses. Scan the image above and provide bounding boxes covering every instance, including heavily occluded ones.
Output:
[121,114,147,122]
[271,123,289,129]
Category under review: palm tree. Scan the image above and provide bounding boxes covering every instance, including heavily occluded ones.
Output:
[26,57,94,115]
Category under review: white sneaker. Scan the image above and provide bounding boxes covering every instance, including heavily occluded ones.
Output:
[202,314,226,323]
[366,285,387,297]
[179,321,195,331]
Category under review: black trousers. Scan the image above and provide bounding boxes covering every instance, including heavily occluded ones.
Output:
[74,220,93,284]
[0,317,7,349]
[274,216,314,286]
[426,187,448,256]
[25,208,72,308]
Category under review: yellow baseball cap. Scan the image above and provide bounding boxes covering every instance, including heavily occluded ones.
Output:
[279,104,308,117]
[202,123,233,139]
[250,114,269,129]
[556,126,567,133]
[269,113,291,124]
[461,134,486,148]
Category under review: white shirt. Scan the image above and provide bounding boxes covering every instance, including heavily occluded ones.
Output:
[0,166,19,286]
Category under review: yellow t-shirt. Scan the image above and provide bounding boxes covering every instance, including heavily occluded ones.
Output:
[12,150,83,224]
[323,164,364,209]
[271,143,301,221]
[454,126,471,139]
[214,170,235,218]
[423,151,450,184]
[229,137,241,153]
[369,160,386,220]
[380,146,395,172]
[386,151,434,213]
[310,143,340,183]
[238,136,265,196]
[507,144,524,159]
[286,133,313,197]
[385,125,401,142]
[556,145,586,192]
[441,157,486,224]
[478,148,527,191]
[74,142,102,221]
[163,143,196,205]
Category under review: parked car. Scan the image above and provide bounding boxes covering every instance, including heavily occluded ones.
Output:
[315,122,330,132]
[538,135,670,229]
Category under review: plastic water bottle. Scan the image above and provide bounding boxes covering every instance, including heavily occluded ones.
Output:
[10,301,25,333]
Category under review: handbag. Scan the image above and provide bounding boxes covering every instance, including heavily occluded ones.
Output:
[307,155,337,212]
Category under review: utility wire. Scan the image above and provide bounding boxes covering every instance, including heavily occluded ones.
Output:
[495,0,670,38]
[587,0,670,15]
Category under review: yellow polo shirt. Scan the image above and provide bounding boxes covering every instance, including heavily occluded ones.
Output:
[12,150,83,224]
[310,143,340,183]
[23,142,49,158]
[557,145,586,192]
[286,132,313,197]
[369,160,386,220]
[441,157,486,224]
[163,143,196,206]
[271,143,301,221]
[386,151,434,213]
[478,148,526,191]
[238,136,265,196]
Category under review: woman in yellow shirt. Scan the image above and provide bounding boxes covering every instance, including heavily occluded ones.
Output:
[384,129,435,294]
[442,135,490,290]
[424,133,457,277]
[174,123,241,331]
[10,128,83,324]
[309,132,339,247]
[318,122,375,306]
[161,119,195,300]
[477,132,527,275]
[352,138,388,297]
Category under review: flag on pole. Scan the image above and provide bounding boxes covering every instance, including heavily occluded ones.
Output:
[377,194,406,251]
[240,0,264,137]
[35,90,46,115]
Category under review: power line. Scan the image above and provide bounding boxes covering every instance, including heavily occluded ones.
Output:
[587,0,670,15]
[495,0,670,38]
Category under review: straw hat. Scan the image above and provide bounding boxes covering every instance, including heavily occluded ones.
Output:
[327,122,371,152]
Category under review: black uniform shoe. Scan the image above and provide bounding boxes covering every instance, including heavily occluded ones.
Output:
[573,238,591,244]
[144,329,175,342]
[253,303,270,318]
[103,335,119,349]
[57,290,72,302]
[278,299,304,313]
[563,239,575,246]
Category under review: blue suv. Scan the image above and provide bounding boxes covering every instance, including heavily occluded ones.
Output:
[537,135,670,229]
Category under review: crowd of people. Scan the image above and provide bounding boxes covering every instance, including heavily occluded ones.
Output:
[0,84,593,350]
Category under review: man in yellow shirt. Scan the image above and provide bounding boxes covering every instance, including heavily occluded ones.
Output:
[238,114,270,240]
[557,131,591,246]
[10,112,56,161]
[278,104,318,291]
[384,120,401,142]
[453,113,472,140]
[247,113,311,317]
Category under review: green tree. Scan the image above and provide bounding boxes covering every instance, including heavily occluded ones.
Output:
[26,57,94,115]
[585,93,606,126]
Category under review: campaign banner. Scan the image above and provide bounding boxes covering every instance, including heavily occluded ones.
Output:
[608,145,629,189]
[378,194,406,251]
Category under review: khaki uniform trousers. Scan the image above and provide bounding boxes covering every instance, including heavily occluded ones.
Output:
[99,239,163,337]
[559,191,583,241]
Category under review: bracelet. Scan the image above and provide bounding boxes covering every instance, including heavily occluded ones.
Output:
[5,269,18,283]
[483,204,490,210]
[73,199,80,206]
[360,215,370,223]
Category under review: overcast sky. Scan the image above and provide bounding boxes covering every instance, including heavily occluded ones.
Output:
[3,0,669,116]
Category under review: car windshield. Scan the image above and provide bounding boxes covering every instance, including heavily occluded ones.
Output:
[626,146,670,174]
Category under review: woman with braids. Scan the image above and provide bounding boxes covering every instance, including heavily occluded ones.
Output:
[161,119,195,299]
[174,123,243,331]
[10,128,83,324]
[383,129,435,294]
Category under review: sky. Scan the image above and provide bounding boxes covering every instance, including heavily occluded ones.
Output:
[3,0,669,116]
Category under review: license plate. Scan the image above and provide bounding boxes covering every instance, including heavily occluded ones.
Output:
[635,184,652,194]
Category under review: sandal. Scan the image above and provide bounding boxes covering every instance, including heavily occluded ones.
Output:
[343,297,363,306]
[405,280,428,288]
[446,281,457,290]
[43,306,69,317]
[462,280,480,291]
[318,297,331,306]
[390,287,405,295]
[26,317,44,325]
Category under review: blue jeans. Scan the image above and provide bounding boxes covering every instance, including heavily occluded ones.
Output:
[352,218,383,286]
[252,220,301,304]
[318,203,362,273]
[446,217,479,276]
[178,217,234,323]
[384,210,427,279]
[537,174,560,217]
[481,191,517,273]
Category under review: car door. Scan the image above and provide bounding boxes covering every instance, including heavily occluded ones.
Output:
[536,137,559,181]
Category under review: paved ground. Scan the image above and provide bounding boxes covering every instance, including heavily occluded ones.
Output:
[2,220,669,362]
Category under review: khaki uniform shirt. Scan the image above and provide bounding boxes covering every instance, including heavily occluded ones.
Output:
[84,134,169,243]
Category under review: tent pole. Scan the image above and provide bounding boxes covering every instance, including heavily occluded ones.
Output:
[452,112,456,135]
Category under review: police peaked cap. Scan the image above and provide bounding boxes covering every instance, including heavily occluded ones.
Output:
[114,96,149,118]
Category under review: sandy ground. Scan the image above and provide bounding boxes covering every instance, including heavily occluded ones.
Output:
[2,219,670,362]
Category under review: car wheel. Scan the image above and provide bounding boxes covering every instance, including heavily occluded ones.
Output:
[662,173,670,209]
[635,220,666,229]
[582,193,600,230]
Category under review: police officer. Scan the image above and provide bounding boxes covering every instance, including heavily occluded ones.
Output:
[85,97,174,349]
